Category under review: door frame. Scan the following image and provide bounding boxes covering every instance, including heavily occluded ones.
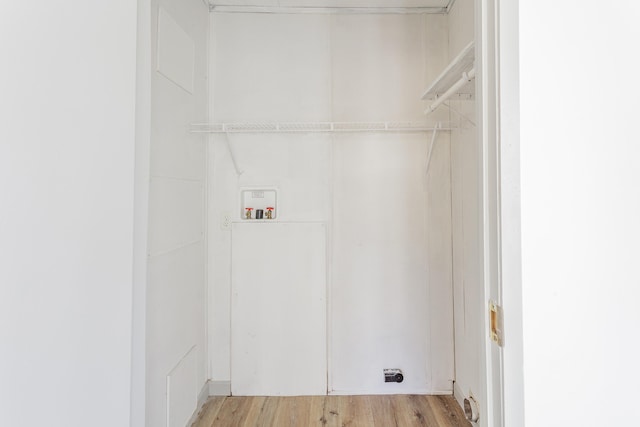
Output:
[476,0,524,426]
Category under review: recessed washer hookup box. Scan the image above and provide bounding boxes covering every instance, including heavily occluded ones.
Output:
[241,188,277,220]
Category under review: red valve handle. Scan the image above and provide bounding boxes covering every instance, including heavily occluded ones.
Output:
[245,208,253,211]
[266,207,274,210]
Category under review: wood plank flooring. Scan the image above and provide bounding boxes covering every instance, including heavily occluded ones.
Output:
[191,395,470,427]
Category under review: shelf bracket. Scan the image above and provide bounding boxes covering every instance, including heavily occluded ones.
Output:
[424,67,476,115]
[425,121,441,176]
[443,101,476,128]
[220,131,243,176]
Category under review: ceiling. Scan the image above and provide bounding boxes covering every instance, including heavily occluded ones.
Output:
[208,0,456,13]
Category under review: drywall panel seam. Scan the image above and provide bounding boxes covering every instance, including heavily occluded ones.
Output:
[207,12,217,382]
[427,144,434,392]
[326,16,334,395]
[157,8,196,94]
[448,122,457,384]
[149,238,204,259]
[326,11,336,394]
[211,14,220,125]
[166,345,198,427]
[203,7,211,383]
[228,226,233,389]
[328,15,335,123]
[184,380,211,427]
[326,134,334,394]
[421,14,427,90]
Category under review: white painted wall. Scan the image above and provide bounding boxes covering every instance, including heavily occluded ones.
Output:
[518,2,640,426]
[332,130,454,394]
[208,13,333,384]
[331,15,452,394]
[447,0,481,408]
[449,0,475,57]
[132,0,153,425]
[0,3,137,427]
[231,223,327,396]
[147,1,209,426]
[209,12,454,394]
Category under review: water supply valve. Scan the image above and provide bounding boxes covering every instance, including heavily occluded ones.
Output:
[265,207,274,219]
[245,207,253,219]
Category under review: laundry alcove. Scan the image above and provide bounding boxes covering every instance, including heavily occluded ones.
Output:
[10,2,640,427]
[145,0,484,426]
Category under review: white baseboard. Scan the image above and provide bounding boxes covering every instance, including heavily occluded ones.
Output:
[198,381,210,407]
[453,382,479,426]
[453,381,466,408]
[328,388,451,395]
[209,380,231,396]
[184,381,211,427]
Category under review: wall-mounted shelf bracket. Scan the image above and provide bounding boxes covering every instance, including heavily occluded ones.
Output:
[425,121,442,175]
[443,101,476,128]
[424,68,475,115]
[422,41,475,116]
[220,133,243,176]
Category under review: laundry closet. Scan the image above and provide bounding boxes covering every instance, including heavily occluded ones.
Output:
[9,2,640,427]
[146,0,484,426]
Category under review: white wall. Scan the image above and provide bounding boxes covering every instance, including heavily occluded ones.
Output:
[208,13,332,385]
[330,14,452,394]
[132,2,153,426]
[209,13,454,394]
[519,2,640,426]
[231,223,328,395]
[0,3,137,427]
[447,0,481,408]
[146,1,209,426]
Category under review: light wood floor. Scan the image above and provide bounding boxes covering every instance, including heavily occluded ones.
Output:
[191,395,471,427]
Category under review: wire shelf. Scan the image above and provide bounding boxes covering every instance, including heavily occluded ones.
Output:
[421,41,475,101]
[190,121,452,134]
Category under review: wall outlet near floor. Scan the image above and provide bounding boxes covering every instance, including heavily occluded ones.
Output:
[383,369,404,383]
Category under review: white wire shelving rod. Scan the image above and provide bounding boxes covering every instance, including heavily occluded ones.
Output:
[421,41,475,100]
[421,40,475,115]
[190,121,452,134]
[209,5,449,14]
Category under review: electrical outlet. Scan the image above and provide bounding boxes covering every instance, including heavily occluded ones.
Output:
[220,212,231,230]
[383,369,404,383]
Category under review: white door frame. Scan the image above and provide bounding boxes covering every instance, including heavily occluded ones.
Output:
[476,0,524,426]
